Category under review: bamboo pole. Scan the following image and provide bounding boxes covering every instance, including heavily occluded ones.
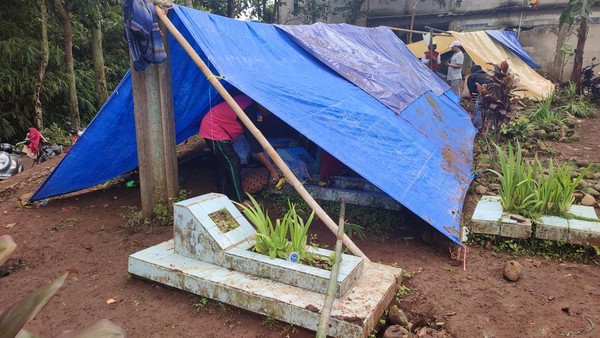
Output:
[387,26,451,36]
[154,7,369,260]
[316,199,345,338]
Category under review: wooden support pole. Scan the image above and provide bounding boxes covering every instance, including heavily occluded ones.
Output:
[130,21,179,218]
[154,7,369,260]
[387,26,451,36]
[316,199,346,338]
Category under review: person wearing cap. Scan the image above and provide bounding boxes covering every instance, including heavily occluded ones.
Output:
[445,40,464,95]
[421,42,441,72]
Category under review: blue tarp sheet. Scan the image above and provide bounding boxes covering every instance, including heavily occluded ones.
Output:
[486,30,540,68]
[278,23,449,114]
[32,6,475,244]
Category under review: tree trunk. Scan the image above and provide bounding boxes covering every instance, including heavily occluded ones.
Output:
[550,24,570,82]
[408,7,417,43]
[571,18,588,94]
[54,0,80,128]
[33,0,49,131]
[91,16,108,109]
[408,0,421,43]
[227,0,234,17]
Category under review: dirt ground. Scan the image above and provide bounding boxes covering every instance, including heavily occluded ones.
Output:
[1,116,600,338]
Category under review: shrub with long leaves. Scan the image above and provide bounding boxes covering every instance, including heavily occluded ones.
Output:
[287,201,315,259]
[237,194,314,260]
[235,194,276,257]
[529,97,562,125]
[561,98,596,118]
[533,156,587,216]
[489,143,587,219]
[489,142,536,217]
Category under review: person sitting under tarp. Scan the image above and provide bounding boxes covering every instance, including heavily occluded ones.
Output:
[467,65,493,131]
[200,95,281,204]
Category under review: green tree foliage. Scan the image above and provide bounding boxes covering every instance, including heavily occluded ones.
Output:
[559,0,600,92]
[0,0,130,142]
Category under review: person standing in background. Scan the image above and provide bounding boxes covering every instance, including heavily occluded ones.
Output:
[445,41,464,95]
[421,42,441,72]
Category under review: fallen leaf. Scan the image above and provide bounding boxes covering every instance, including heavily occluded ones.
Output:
[106,298,118,305]
[2,223,15,229]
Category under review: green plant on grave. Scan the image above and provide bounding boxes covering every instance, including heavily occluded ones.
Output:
[488,142,537,217]
[287,200,315,259]
[561,97,597,118]
[529,97,563,125]
[532,156,587,217]
[552,82,577,106]
[236,194,283,258]
[499,115,534,142]
[0,235,125,337]
[489,142,587,219]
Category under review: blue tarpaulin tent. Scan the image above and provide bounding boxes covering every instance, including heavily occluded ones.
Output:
[486,30,540,68]
[31,6,475,244]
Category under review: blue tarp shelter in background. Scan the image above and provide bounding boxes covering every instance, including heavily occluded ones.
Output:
[486,30,540,68]
[31,6,475,244]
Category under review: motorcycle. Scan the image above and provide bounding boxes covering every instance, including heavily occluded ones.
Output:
[0,142,24,180]
[33,140,63,165]
[582,56,600,101]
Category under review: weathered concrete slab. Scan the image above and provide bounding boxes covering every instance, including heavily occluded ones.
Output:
[568,205,599,219]
[472,196,600,245]
[128,240,401,338]
[500,217,532,239]
[568,219,600,246]
[536,215,569,242]
[470,196,502,235]
[275,184,402,211]
[471,196,533,238]
[172,193,364,295]
[225,245,364,296]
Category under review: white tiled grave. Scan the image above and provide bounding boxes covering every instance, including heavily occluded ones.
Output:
[129,193,401,337]
[470,196,532,238]
[471,195,600,245]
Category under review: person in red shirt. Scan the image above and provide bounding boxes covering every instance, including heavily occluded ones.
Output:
[200,95,281,203]
[421,42,441,72]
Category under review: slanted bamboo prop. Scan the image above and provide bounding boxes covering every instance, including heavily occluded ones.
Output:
[316,199,346,338]
[154,7,369,261]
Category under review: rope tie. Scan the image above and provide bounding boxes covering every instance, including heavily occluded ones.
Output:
[207,74,224,81]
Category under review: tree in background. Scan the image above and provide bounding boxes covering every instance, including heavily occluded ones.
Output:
[33,0,50,131]
[53,0,80,129]
[559,0,598,93]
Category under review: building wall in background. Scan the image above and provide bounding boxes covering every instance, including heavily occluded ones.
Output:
[278,0,600,82]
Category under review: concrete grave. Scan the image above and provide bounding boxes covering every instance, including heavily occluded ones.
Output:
[129,193,401,337]
[470,196,532,238]
[470,196,600,245]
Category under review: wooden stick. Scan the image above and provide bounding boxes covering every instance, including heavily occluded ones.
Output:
[387,26,451,36]
[316,199,346,338]
[154,7,369,260]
